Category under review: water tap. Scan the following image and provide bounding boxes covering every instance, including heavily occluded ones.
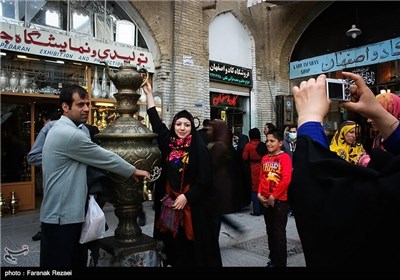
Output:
[143,178,153,201]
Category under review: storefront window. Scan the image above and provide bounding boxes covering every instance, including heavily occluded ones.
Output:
[116,20,136,46]
[95,13,114,41]
[45,10,60,28]
[71,9,92,36]
[26,0,65,30]
[0,0,17,20]
[1,0,148,50]
[1,103,31,183]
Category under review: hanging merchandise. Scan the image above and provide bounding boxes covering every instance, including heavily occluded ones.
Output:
[109,80,117,99]
[9,191,20,214]
[91,67,102,98]
[101,68,109,98]
[0,192,10,217]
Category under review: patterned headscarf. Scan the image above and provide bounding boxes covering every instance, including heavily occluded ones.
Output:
[167,110,196,191]
[376,92,400,120]
[372,93,400,150]
[330,121,364,164]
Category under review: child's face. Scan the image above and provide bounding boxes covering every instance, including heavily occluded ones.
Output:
[266,134,282,155]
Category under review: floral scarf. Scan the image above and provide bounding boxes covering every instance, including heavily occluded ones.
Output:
[167,135,192,191]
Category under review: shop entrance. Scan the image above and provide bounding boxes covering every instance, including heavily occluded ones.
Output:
[210,92,248,134]
[210,106,244,134]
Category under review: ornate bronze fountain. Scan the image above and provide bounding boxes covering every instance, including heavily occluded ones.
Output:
[96,62,161,244]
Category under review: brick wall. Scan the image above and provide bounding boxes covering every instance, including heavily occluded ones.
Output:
[132,0,325,132]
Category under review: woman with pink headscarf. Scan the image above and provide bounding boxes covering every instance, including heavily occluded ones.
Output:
[369,92,400,151]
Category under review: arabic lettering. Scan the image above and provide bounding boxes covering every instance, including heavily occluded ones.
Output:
[1,23,153,70]
[209,62,251,78]
[209,62,226,72]
[391,39,400,56]
[349,66,376,85]
[4,245,29,265]
[212,93,238,106]
[291,37,400,79]
[321,58,335,72]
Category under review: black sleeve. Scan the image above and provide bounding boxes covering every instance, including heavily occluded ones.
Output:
[288,135,400,268]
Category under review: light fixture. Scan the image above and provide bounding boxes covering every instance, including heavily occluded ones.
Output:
[94,102,115,107]
[346,24,362,39]
[44,59,65,64]
[17,55,40,61]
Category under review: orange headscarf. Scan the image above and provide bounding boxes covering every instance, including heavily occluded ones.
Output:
[376,92,400,120]
[372,93,400,150]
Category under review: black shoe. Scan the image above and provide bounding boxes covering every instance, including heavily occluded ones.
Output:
[250,212,261,216]
[138,212,146,226]
[32,231,41,241]
[266,261,276,268]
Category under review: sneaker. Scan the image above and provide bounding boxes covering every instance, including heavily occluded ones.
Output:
[32,231,41,241]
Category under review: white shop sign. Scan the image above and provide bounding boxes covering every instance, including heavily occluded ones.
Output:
[0,22,155,72]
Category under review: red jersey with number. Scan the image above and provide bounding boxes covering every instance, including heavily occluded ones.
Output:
[258,151,292,201]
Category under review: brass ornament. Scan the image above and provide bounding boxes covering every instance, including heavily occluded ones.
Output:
[97,62,161,243]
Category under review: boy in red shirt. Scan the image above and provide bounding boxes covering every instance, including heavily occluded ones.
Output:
[258,129,292,267]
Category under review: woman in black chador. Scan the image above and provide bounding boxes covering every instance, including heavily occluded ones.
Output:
[143,82,222,267]
[289,72,400,269]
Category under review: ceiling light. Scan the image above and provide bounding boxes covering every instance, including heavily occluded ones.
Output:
[346,24,362,39]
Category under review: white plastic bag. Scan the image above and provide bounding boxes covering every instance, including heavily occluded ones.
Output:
[79,195,106,244]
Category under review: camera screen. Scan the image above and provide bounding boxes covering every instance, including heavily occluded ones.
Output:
[327,80,344,100]
[328,82,343,99]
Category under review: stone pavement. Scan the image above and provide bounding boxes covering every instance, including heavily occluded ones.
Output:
[1,200,305,269]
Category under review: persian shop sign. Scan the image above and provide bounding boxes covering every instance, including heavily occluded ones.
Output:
[211,92,238,107]
[290,37,400,79]
[0,22,154,72]
[209,60,252,87]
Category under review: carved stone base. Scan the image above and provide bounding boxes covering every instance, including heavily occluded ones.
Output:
[90,234,164,267]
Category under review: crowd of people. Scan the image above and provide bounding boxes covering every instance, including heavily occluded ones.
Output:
[26,69,399,268]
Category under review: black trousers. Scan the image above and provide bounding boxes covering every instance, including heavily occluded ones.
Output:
[262,200,289,267]
[40,222,87,267]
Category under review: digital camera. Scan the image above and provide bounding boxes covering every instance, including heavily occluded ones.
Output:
[326,78,351,101]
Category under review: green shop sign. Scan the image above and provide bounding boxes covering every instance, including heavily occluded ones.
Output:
[209,60,252,87]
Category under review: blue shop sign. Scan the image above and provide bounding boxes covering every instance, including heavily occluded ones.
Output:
[290,37,400,79]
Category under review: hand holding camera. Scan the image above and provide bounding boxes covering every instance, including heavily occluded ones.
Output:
[326,78,351,101]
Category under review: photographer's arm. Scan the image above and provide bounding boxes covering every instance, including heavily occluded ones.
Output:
[142,82,155,109]
[292,74,331,148]
[340,71,399,140]
[293,74,330,128]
